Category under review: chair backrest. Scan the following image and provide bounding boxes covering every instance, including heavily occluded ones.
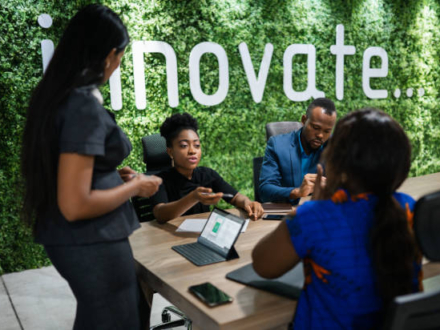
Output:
[131,196,156,222]
[142,133,171,175]
[383,190,440,329]
[414,190,440,261]
[383,289,440,330]
[134,134,171,222]
[265,121,303,141]
[253,157,264,203]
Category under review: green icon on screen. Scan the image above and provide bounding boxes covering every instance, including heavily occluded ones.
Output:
[212,222,221,233]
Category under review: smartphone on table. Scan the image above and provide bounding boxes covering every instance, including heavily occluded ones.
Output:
[189,282,233,307]
[262,214,285,220]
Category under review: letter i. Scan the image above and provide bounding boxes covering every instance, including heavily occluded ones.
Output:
[38,14,54,73]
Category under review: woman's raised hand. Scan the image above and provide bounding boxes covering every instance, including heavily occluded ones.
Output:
[311,164,326,200]
[135,174,162,198]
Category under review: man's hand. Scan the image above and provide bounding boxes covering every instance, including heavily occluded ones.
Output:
[299,173,317,196]
[289,172,327,200]
[289,174,316,199]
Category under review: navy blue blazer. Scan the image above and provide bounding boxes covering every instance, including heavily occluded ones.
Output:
[258,128,325,205]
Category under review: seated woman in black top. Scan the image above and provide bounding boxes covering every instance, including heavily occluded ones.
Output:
[151,113,264,223]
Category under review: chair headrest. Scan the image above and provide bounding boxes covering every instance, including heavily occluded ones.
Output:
[414,190,440,261]
[265,121,303,141]
[142,134,171,173]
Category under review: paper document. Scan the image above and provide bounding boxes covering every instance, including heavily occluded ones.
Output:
[176,218,249,233]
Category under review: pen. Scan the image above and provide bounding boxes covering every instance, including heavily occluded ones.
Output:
[222,193,234,198]
[201,192,234,198]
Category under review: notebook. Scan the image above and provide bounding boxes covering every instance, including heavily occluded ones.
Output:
[226,262,304,300]
[262,203,293,213]
[172,207,245,266]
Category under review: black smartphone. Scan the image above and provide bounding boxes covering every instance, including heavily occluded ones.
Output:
[189,282,233,307]
[262,214,284,220]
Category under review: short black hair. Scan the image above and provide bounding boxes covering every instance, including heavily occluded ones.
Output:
[306,98,336,117]
[160,112,199,147]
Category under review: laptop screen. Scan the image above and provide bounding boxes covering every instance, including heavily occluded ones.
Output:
[199,208,244,253]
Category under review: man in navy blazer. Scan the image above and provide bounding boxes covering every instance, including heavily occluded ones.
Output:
[259,98,337,205]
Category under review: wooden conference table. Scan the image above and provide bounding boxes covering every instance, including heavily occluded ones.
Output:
[130,172,440,330]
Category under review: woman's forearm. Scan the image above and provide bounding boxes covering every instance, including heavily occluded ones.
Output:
[252,221,300,278]
[153,191,199,223]
[60,179,140,221]
[57,153,161,221]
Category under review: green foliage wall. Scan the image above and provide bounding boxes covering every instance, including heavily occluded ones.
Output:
[1,0,439,274]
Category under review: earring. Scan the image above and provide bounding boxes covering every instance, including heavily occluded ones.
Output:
[170,157,174,167]
[106,62,110,69]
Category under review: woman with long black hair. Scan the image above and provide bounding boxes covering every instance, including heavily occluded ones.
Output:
[252,108,422,329]
[21,5,161,329]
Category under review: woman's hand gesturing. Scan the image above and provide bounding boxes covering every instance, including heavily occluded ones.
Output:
[118,166,137,182]
[193,187,223,205]
[135,174,162,198]
[244,201,264,221]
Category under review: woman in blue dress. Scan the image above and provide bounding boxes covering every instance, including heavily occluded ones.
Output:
[252,108,422,329]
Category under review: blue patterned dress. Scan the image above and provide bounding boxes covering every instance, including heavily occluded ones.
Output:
[285,190,422,329]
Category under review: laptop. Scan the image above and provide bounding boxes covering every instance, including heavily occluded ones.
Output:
[172,207,245,266]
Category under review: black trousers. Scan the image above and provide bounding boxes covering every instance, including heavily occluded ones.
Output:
[45,238,146,330]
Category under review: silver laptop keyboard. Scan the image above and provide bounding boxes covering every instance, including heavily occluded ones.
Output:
[173,242,224,266]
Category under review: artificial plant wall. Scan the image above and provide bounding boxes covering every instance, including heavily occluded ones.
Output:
[1,0,439,274]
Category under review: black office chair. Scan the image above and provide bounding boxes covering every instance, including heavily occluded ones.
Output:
[142,133,171,174]
[253,157,264,203]
[135,134,192,329]
[132,134,171,222]
[265,121,303,141]
[383,190,440,330]
[131,196,156,222]
[150,306,192,330]
[413,190,440,262]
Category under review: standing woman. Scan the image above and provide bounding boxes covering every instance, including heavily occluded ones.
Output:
[252,109,422,329]
[21,5,161,329]
[151,112,264,223]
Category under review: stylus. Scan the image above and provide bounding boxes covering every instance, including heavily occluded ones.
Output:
[201,192,234,198]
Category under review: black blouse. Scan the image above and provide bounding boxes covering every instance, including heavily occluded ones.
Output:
[35,86,139,245]
[150,167,238,216]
